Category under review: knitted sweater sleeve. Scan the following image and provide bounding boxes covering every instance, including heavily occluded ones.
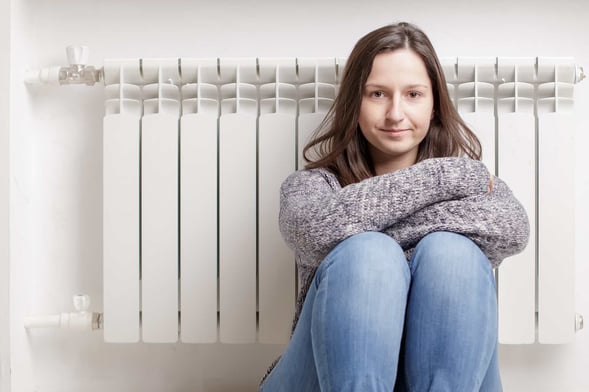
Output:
[384,176,530,266]
[279,157,490,265]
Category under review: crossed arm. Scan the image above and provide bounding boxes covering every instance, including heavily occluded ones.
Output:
[382,177,529,266]
[279,157,529,267]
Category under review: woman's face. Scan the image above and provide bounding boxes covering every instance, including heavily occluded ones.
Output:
[358,49,434,174]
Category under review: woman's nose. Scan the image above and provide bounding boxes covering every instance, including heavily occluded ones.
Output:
[385,99,404,122]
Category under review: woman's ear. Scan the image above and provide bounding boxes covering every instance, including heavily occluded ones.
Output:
[430,109,435,120]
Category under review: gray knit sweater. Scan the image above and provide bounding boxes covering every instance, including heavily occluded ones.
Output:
[262,157,529,385]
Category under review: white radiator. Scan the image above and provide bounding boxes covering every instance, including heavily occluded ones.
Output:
[102,57,581,345]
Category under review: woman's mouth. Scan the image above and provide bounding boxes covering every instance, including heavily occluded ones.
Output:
[380,128,409,134]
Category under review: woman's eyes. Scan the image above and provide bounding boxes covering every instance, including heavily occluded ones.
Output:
[368,90,422,99]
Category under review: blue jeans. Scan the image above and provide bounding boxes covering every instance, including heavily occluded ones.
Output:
[260,232,502,392]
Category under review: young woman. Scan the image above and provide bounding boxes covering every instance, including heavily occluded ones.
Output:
[260,22,529,392]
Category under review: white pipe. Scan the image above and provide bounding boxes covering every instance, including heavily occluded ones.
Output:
[24,312,101,331]
[24,314,62,328]
[24,294,103,331]
[24,66,62,85]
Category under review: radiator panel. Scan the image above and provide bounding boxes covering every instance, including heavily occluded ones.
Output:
[141,113,180,343]
[497,113,536,344]
[218,113,258,343]
[258,113,296,343]
[538,113,576,343]
[179,113,218,343]
[103,114,141,343]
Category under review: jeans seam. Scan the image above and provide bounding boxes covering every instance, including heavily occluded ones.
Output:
[313,272,331,392]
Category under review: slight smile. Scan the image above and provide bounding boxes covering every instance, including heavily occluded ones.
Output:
[380,128,411,134]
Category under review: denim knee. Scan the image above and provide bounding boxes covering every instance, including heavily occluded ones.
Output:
[410,231,495,286]
[412,232,490,269]
[318,232,407,276]
[316,232,409,287]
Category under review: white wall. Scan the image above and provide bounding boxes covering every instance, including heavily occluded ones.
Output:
[7,0,589,391]
[1,0,11,391]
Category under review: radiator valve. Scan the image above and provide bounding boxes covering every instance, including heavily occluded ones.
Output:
[24,45,103,86]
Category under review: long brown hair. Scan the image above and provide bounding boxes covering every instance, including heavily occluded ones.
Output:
[303,22,481,186]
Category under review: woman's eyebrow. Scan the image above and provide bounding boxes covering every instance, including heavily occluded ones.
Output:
[406,84,430,89]
[364,83,430,89]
